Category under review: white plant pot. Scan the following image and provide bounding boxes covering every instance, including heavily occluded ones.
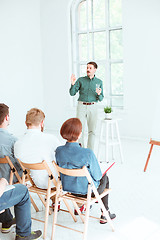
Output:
[105,113,112,119]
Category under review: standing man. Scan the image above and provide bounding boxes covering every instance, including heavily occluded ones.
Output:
[69,62,104,151]
[0,103,22,183]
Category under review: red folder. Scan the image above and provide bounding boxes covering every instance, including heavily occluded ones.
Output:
[102,162,115,177]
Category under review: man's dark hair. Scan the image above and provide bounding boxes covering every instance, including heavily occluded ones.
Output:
[87,61,98,69]
[0,103,9,125]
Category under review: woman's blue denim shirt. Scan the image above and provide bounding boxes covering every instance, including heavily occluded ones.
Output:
[55,142,102,195]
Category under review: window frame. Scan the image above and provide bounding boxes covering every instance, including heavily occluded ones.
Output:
[70,0,123,108]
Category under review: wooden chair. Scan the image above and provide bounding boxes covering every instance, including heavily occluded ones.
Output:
[0,156,21,217]
[0,156,22,184]
[51,162,115,240]
[0,156,38,214]
[16,158,41,213]
[144,138,160,172]
[18,159,57,240]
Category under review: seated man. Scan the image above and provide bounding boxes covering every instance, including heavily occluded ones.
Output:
[0,178,42,240]
[14,108,60,189]
[0,103,22,183]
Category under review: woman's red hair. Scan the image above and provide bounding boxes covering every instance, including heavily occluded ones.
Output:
[60,118,82,141]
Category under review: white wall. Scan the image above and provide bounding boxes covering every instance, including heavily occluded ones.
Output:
[120,0,160,140]
[40,0,73,136]
[1,0,160,140]
[0,0,44,136]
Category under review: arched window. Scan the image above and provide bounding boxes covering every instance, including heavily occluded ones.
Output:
[71,0,123,108]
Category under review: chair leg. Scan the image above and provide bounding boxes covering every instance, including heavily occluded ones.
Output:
[51,196,59,240]
[30,195,39,212]
[38,194,52,215]
[43,195,50,239]
[83,184,91,240]
[144,144,153,172]
[63,199,77,222]
[43,178,52,240]
[51,179,61,240]
[102,208,115,232]
[92,185,115,232]
[72,201,85,223]
[97,196,114,231]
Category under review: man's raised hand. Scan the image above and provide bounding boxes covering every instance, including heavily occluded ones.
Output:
[71,74,76,85]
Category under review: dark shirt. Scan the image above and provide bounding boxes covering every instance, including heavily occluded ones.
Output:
[56,142,102,195]
[69,75,104,102]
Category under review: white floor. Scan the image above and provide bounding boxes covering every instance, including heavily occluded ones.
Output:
[1,139,160,240]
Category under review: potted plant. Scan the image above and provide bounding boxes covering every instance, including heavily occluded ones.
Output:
[104,106,112,119]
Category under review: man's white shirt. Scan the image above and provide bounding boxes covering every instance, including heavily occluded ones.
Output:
[14,129,60,189]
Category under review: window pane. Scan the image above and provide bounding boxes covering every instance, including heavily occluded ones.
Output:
[94,32,106,60]
[80,64,86,76]
[93,0,106,29]
[79,34,87,61]
[96,64,106,95]
[111,63,123,95]
[109,0,122,27]
[88,0,92,30]
[110,30,123,59]
[112,96,123,107]
[78,1,87,31]
[89,33,93,60]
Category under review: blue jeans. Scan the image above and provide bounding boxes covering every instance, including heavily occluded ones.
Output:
[0,184,31,236]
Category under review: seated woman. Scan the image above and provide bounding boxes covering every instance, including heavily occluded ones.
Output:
[55,118,116,224]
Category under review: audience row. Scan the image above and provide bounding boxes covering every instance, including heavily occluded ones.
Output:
[0,103,116,240]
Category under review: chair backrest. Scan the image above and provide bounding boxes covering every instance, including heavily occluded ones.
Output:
[0,157,8,164]
[18,159,57,187]
[53,161,93,186]
[0,156,22,184]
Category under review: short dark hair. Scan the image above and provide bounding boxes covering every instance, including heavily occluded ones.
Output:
[60,118,82,142]
[0,103,9,125]
[87,61,98,69]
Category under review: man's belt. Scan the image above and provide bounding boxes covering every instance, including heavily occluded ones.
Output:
[83,102,95,105]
